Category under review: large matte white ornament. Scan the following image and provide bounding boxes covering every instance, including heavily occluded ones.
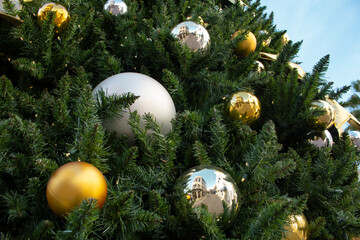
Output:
[93,72,176,142]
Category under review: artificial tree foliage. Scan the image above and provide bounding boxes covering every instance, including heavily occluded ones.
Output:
[1,0,360,239]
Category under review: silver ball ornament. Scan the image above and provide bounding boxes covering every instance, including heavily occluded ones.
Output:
[171,21,210,52]
[309,130,333,148]
[349,130,360,150]
[104,0,127,15]
[174,165,240,228]
[93,72,176,142]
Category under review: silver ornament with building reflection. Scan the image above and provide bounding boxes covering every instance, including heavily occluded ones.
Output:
[174,165,240,228]
[309,130,333,148]
[171,21,210,52]
[104,0,127,15]
[349,130,360,150]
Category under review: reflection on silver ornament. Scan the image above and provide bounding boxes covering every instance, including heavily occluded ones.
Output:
[309,130,333,148]
[104,0,127,15]
[171,21,210,52]
[174,165,240,228]
[349,131,360,150]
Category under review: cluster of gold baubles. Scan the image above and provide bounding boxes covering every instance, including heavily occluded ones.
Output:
[46,161,107,217]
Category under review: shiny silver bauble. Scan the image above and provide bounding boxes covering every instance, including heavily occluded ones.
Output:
[174,165,240,228]
[309,130,333,148]
[349,130,360,150]
[104,0,127,15]
[171,21,210,52]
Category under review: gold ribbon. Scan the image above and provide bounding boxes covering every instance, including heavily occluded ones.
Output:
[259,52,306,79]
[325,98,360,134]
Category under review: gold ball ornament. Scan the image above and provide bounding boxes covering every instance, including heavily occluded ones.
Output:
[37,2,70,33]
[311,100,335,130]
[232,30,257,57]
[226,91,261,124]
[46,162,107,217]
[283,214,308,240]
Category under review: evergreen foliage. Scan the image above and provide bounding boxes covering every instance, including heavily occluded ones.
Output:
[1,0,360,239]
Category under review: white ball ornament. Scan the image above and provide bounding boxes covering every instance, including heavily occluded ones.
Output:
[93,73,176,142]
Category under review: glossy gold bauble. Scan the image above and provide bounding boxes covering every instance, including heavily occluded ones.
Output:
[37,2,70,33]
[232,31,257,57]
[283,214,308,240]
[311,100,335,130]
[226,91,261,124]
[46,162,107,217]
[174,165,240,228]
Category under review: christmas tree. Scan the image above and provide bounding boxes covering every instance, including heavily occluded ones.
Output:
[1,0,360,239]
